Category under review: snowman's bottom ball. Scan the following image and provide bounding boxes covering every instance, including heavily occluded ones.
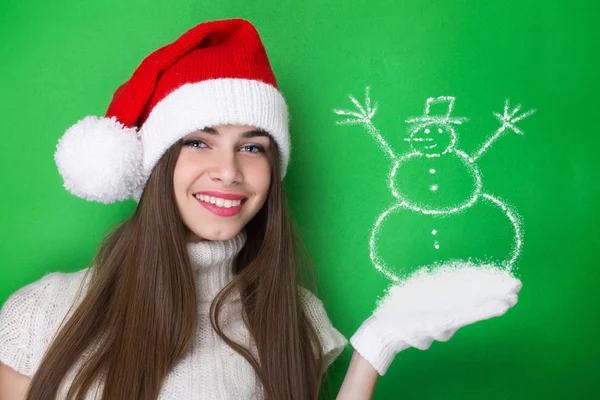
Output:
[372,199,517,280]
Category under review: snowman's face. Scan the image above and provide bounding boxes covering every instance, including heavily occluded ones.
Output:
[409,123,456,156]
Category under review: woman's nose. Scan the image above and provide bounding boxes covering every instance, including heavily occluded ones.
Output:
[209,152,243,185]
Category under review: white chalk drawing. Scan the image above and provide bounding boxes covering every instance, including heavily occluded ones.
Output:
[333,87,535,282]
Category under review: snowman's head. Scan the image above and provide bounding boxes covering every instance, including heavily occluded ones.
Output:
[407,122,457,156]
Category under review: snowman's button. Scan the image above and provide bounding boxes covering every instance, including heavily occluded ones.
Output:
[430,184,439,192]
[429,169,436,174]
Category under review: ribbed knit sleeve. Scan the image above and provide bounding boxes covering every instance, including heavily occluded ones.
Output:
[0,273,57,378]
[299,287,348,369]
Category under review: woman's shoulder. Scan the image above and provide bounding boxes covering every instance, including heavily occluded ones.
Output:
[297,286,349,368]
[297,286,340,327]
[2,267,90,299]
[2,268,91,310]
[0,269,81,321]
[0,267,92,377]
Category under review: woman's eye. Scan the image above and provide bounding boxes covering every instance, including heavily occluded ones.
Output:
[183,139,207,148]
[183,139,264,154]
[241,144,265,153]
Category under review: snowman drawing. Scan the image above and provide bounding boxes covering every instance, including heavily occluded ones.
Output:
[333,87,535,282]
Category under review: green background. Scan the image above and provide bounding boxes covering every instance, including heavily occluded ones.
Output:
[1,0,598,398]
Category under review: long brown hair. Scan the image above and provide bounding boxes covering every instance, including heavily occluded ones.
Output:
[27,136,325,399]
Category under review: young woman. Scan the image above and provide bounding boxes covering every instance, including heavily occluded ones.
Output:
[0,18,521,400]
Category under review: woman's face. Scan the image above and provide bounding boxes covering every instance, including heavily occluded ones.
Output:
[173,124,272,242]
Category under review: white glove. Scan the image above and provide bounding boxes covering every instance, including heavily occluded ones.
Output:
[350,265,522,375]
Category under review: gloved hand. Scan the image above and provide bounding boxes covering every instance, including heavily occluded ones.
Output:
[350,265,522,375]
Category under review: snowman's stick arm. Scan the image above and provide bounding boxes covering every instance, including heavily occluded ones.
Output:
[472,101,535,161]
[334,111,396,159]
[334,87,397,160]
[472,124,508,161]
[363,121,397,160]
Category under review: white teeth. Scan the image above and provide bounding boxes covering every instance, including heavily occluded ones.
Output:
[195,194,243,208]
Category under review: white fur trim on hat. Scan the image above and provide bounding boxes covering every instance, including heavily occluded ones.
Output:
[55,116,143,204]
[136,78,290,200]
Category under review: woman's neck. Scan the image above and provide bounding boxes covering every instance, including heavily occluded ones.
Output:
[186,229,247,302]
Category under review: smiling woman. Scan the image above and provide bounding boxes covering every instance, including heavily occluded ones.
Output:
[0,18,349,400]
[174,124,273,242]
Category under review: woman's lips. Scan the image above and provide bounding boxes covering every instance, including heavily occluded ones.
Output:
[195,196,245,217]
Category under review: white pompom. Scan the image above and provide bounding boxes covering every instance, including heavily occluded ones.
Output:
[54,116,143,204]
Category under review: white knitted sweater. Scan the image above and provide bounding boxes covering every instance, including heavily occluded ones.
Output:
[0,230,348,399]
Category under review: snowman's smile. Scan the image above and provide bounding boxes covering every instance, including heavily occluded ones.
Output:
[404,137,434,143]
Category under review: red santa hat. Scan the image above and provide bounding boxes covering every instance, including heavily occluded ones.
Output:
[54,18,290,204]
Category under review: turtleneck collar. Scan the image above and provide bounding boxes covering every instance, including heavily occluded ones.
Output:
[186,229,247,302]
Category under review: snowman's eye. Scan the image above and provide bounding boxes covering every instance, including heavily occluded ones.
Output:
[424,128,431,134]
[438,128,443,133]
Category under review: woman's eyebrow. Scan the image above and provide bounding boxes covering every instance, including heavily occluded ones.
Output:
[201,126,269,139]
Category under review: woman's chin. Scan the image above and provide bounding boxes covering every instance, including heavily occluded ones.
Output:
[186,227,241,243]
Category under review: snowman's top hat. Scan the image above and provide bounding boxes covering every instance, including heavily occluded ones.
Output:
[405,96,468,125]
